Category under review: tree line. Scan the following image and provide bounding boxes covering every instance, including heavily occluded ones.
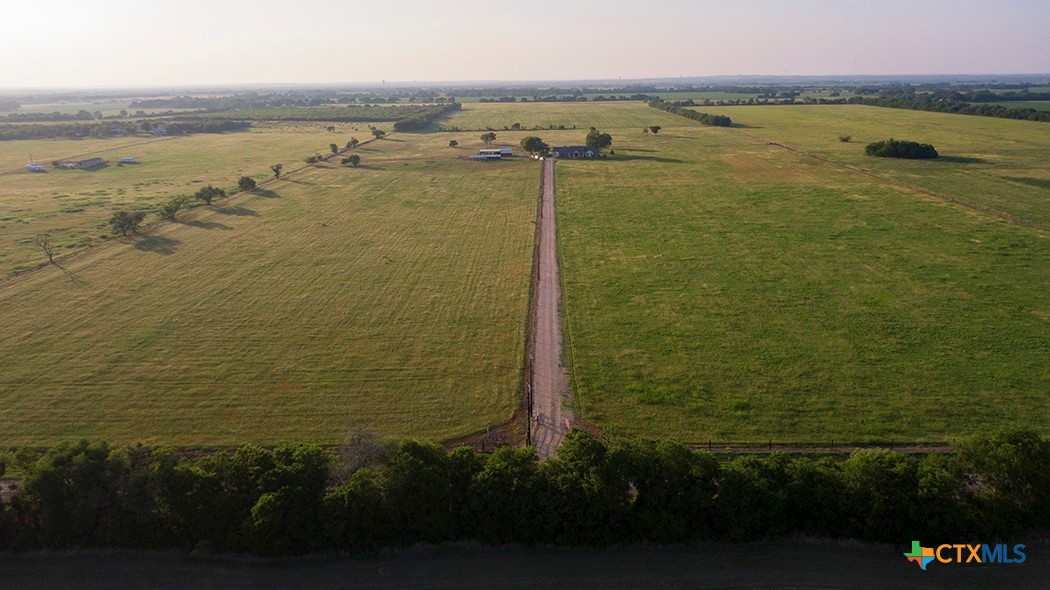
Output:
[391,103,462,132]
[0,119,251,142]
[846,94,1050,123]
[647,99,732,126]
[0,429,1046,556]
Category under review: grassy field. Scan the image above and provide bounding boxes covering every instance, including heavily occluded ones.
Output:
[441,101,694,131]
[695,105,1050,227]
[0,133,537,446]
[557,108,1050,443]
[0,123,391,272]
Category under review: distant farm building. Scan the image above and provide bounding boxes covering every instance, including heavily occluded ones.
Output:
[25,163,45,172]
[119,157,138,164]
[74,157,106,169]
[151,125,167,136]
[468,147,513,161]
[551,146,598,159]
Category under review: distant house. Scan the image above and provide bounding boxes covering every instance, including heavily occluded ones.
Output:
[151,125,167,136]
[74,157,106,169]
[551,146,598,159]
[25,163,45,172]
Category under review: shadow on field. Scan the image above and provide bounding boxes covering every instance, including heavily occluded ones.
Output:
[730,123,763,129]
[254,189,280,198]
[1001,176,1050,190]
[180,219,232,231]
[215,206,259,217]
[284,179,315,186]
[936,155,987,164]
[133,235,179,255]
[608,154,685,164]
[1,542,1047,590]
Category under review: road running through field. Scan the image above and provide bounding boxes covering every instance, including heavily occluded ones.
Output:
[530,158,572,458]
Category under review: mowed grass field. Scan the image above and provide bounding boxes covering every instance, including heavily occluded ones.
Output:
[0,122,393,272]
[0,133,538,446]
[696,105,1050,227]
[442,101,693,131]
[557,107,1050,442]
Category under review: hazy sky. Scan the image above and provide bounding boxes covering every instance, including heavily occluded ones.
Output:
[3,0,1048,87]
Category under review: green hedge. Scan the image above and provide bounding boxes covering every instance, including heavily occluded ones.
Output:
[865,139,939,159]
[647,99,732,126]
[1,430,1047,555]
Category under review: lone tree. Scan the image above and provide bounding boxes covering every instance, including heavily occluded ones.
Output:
[109,210,146,237]
[448,139,458,148]
[585,127,613,152]
[341,154,361,167]
[330,143,339,155]
[648,126,661,135]
[238,176,257,191]
[160,195,190,221]
[271,163,283,179]
[34,235,55,264]
[194,185,226,205]
[346,137,359,149]
[480,132,497,145]
[370,127,386,139]
[520,136,549,155]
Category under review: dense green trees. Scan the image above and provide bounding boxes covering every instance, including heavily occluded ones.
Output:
[108,210,146,236]
[647,99,732,126]
[480,132,497,145]
[160,196,190,221]
[865,139,938,159]
[0,430,1047,555]
[391,103,461,132]
[519,136,549,155]
[341,154,361,167]
[585,128,613,152]
[848,93,1050,123]
[237,176,257,191]
[194,185,227,205]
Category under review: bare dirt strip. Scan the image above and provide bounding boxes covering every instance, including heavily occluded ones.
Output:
[529,158,573,458]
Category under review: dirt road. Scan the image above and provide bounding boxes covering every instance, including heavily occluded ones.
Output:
[529,158,572,458]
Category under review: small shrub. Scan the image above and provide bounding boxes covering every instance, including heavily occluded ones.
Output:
[839,135,852,143]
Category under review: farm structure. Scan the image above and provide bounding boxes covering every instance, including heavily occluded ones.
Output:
[552,146,598,158]
[70,157,105,169]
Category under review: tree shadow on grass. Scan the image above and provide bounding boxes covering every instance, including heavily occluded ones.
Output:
[606,154,685,164]
[936,155,987,164]
[283,179,315,186]
[730,123,762,129]
[181,219,232,230]
[1001,176,1050,190]
[254,189,280,198]
[215,205,258,217]
[133,235,179,255]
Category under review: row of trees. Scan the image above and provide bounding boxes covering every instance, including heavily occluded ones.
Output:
[2,429,1046,556]
[392,103,462,132]
[865,139,939,159]
[846,94,1050,123]
[0,119,251,141]
[106,178,254,238]
[647,99,732,126]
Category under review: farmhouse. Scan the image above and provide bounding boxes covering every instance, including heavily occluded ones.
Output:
[468,147,513,161]
[151,125,167,136]
[74,157,106,169]
[552,146,598,159]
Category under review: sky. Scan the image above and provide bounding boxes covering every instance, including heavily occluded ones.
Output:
[2,0,1048,88]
